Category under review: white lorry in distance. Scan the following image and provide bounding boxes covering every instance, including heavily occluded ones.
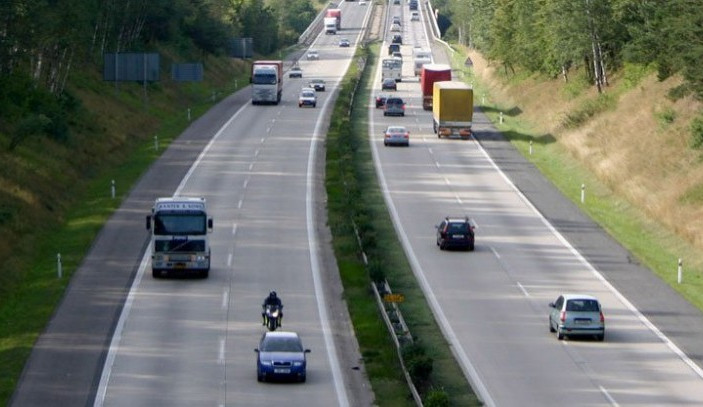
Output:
[381,57,403,82]
[324,17,337,34]
[146,197,213,278]
[250,60,283,105]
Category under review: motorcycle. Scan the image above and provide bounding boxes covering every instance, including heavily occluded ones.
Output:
[264,304,282,331]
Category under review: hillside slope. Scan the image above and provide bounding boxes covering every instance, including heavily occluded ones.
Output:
[466,47,703,249]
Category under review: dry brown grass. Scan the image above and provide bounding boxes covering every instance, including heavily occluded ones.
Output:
[466,48,703,249]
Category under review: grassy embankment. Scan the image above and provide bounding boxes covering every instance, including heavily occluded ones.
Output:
[446,46,703,310]
[0,53,249,404]
[325,42,481,406]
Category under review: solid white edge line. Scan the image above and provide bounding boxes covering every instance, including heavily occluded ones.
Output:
[516,282,530,298]
[599,385,620,406]
[93,250,150,406]
[94,102,249,406]
[473,132,703,381]
[368,46,497,406]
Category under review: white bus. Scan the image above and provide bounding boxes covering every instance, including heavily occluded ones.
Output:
[146,197,213,278]
[382,57,403,82]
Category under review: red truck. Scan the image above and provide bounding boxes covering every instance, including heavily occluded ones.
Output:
[325,8,342,30]
[251,60,283,105]
[420,64,451,110]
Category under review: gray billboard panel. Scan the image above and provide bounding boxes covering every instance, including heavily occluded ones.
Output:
[103,53,160,82]
[172,63,204,82]
[230,38,253,59]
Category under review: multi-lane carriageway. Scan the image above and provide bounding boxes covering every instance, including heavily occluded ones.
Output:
[11,0,703,406]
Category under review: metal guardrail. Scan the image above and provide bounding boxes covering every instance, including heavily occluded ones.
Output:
[425,0,453,52]
[298,2,335,45]
[371,281,423,406]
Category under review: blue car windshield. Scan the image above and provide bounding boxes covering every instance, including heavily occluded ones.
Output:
[262,337,303,352]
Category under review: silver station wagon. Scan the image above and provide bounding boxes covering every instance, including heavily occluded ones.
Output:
[549,294,605,341]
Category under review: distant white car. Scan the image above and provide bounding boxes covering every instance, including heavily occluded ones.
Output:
[391,23,402,32]
[298,87,317,108]
[411,11,420,21]
[359,0,367,4]
[289,65,303,78]
[306,50,319,60]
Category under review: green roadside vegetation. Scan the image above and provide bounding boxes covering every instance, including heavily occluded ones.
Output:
[0,58,250,404]
[325,42,480,406]
[445,49,703,311]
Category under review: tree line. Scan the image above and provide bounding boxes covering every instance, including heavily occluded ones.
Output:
[0,0,317,148]
[433,0,703,99]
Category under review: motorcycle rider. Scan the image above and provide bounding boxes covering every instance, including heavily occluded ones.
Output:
[262,291,283,326]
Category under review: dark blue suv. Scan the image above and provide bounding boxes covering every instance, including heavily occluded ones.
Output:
[436,216,475,251]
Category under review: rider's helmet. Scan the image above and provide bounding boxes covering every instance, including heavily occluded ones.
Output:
[270,291,277,299]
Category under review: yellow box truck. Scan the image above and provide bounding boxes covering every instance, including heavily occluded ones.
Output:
[432,81,473,139]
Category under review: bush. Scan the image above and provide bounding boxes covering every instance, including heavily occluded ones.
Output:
[562,93,616,129]
[655,107,676,126]
[689,115,703,149]
[622,62,654,90]
[401,342,433,386]
[368,258,386,282]
[424,388,450,407]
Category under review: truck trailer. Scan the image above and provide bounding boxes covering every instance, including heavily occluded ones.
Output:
[325,8,342,30]
[420,64,451,110]
[432,81,473,139]
[146,197,213,278]
[251,60,283,105]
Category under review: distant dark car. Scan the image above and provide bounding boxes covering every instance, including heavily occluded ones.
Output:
[255,331,310,382]
[383,97,405,116]
[309,79,326,91]
[391,34,402,45]
[339,38,351,47]
[289,66,303,78]
[436,216,475,251]
[375,94,388,108]
[381,78,397,91]
[388,43,400,55]
[383,125,410,146]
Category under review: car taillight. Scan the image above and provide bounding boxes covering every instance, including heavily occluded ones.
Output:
[560,311,566,322]
[402,104,405,110]
[600,312,605,323]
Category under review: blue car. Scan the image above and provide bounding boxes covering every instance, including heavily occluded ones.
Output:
[255,331,310,382]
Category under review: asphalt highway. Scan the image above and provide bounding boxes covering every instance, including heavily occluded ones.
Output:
[369,1,703,405]
[11,2,374,406]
